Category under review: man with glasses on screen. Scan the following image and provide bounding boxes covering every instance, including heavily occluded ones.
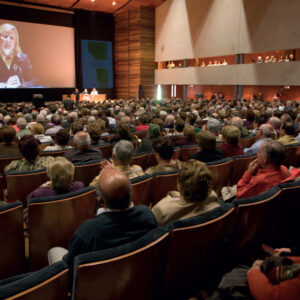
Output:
[0,23,35,88]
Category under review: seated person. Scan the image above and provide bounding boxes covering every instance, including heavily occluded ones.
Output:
[231,116,249,137]
[236,140,294,199]
[43,129,72,151]
[168,118,184,137]
[0,126,21,156]
[145,137,182,175]
[29,122,53,144]
[191,130,223,162]
[135,113,149,132]
[15,117,31,138]
[110,122,132,144]
[45,115,63,135]
[86,123,106,147]
[5,135,53,173]
[152,159,219,226]
[277,120,299,145]
[90,140,145,186]
[27,157,84,199]
[48,168,157,268]
[91,88,98,95]
[219,125,244,157]
[174,125,196,147]
[137,123,161,153]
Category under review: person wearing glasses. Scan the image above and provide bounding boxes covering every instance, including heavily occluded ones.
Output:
[0,23,35,88]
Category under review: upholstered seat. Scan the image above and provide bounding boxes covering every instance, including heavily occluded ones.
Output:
[0,201,25,280]
[0,261,69,300]
[130,174,153,206]
[40,149,71,157]
[239,135,256,148]
[73,160,102,186]
[0,155,23,180]
[131,152,148,170]
[6,168,48,206]
[72,227,170,300]
[163,204,235,299]
[180,145,199,161]
[28,186,97,270]
[283,143,300,167]
[97,143,112,159]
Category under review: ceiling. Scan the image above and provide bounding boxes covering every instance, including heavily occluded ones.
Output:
[13,0,165,14]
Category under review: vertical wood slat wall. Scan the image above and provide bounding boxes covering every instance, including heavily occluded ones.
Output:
[114,7,155,99]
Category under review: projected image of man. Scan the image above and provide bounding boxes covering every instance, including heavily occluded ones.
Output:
[0,23,35,88]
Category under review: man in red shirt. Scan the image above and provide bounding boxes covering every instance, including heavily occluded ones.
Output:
[236,140,294,199]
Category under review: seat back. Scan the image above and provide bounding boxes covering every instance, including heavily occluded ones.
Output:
[163,204,235,299]
[148,152,158,168]
[232,187,282,261]
[40,149,71,157]
[206,158,234,195]
[283,143,300,167]
[0,174,4,201]
[0,201,25,279]
[6,169,48,206]
[72,228,170,300]
[97,143,112,159]
[151,170,179,206]
[172,147,181,160]
[131,152,148,170]
[180,145,199,161]
[239,136,256,148]
[0,261,69,300]
[0,155,23,177]
[134,130,148,140]
[73,161,101,186]
[28,187,97,270]
[230,154,256,185]
[38,143,52,151]
[131,175,153,206]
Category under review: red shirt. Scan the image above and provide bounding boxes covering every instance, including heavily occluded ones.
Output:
[135,124,149,132]
[219,143,244,158]
[248,257,300,300]
[236,165,294,199]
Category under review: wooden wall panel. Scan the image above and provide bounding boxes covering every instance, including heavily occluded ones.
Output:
[114,6,156,99]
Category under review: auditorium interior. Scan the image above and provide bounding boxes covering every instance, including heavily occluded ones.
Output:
[0,0,299,299]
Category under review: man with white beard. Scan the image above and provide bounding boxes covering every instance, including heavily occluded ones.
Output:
[0,23,35,88]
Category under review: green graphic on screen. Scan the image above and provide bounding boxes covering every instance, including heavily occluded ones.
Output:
[81,40,113,88]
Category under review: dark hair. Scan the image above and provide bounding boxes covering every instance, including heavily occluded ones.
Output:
[87,123,102,142]
[152,137,174,161]
[55,129,70,146]
[2,126,16,143]
[51,115,61,125]
[71,120,84,135]
[282,121,295,136]
[187,113,196,125]
[246,110,255,122]
[175,118,185,132]
[116,122,131,140]
[19,135,39,161]
[196,130,216,150]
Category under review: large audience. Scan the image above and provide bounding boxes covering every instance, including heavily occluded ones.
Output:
[0,95,300,298]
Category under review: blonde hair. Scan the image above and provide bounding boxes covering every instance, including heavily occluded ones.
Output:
[221,125,240,145]
[47,157,74,191]
[30,122,44,135]
[0,23,22,57]
[183,125,195,142]
[178,159,212,203]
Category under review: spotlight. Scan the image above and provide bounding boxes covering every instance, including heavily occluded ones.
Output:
[112,1,116,5]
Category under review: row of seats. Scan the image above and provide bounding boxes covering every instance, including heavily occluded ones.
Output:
[0,180,299,299]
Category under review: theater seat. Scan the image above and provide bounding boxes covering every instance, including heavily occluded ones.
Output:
[40,149,71,157]
[6,168,48,206]
[97,143,112,159]
[283,143,300,167]
[0,174,4,201]
[0,201,25,280]
[163,204,235,299]
[130,152,148,170]
[151,170,179,206]
[28,187,97,270]
[0,155,23,179]
[73,161,102,186]
[72,228,170,300]
[239,135,256,148]
[180,145,199,161]
[131,175,153,206]
[0,261,69,300]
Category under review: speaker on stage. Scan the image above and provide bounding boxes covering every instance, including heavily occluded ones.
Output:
[32,94,45,109]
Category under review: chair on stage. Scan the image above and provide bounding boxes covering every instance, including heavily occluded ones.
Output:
[151,170,179,206]
[206,158,234,195]
[0,261,69,300]
[163,204,235,299]
[28,187,97,270]
[131,175,153,206]
[72,228,170,300]
[6,168,48,206]
[180,145,199,161]
[230,154,256,185]
[0,201,26,280]
[73,161,102,186]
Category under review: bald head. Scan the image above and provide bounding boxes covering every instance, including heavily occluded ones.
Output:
[98,168,131,210]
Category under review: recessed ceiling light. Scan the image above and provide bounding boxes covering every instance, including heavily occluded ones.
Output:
[91,0,95,2]
[112,1,116,5]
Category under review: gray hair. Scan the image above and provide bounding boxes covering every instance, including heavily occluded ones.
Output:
[73,131,91,147]
[23,113,32,123]
[207,118,221,134]
[16,117,27,130]
[260,140,285,167]
[112,140,134,164]
[231,117,243,130]
[259,124,272,138]
[37,114,45,122]
[4,115,11,124]
[88,116,96,123]
[269,117,281,130]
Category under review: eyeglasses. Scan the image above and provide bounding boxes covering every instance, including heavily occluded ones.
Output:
[0,34,16,41]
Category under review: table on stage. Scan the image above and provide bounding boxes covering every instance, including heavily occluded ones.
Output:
[70,94,107,102]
